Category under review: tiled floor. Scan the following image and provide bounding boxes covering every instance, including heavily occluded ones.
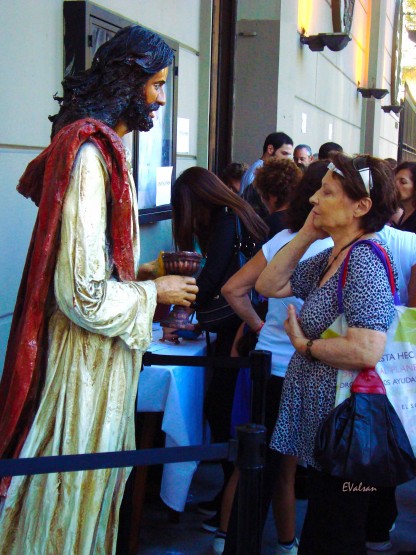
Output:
[136,462,416,554]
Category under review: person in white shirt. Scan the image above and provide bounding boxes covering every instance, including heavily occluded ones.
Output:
[221,161,331,555]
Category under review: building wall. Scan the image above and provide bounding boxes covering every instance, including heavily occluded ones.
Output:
[378,0,402,158]
[0,0,402,372]
[0,0,210,372]
[291,0,365,156]
[233,0,400,163]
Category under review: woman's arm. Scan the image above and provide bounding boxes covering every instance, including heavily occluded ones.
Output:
[221,250,266,331]
[255,211,326,298]
[284,243,396,370]
[284,304,386,370]
[230,322,246,357]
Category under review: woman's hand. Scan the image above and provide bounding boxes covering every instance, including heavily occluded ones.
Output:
[137,260,160,280]
[300,209,329,242]
[284,304,307,352]
[137,252,166,280]
[256,216,326,299]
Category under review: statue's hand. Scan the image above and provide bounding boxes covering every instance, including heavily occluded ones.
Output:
[154,275,198,306]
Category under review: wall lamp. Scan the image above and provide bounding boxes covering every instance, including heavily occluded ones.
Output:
[407,29,416,44]
[357,87,389,100]
[381,104,404,114]
[300,32,351,52]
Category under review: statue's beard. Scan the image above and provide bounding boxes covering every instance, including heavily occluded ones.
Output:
[122,93,160,132]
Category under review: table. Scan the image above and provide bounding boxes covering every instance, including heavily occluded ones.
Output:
[136,323,209,512]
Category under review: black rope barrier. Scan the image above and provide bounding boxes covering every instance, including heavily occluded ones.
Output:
[1,349,272,555]
[0,442,235,478]
[142,352,249,369]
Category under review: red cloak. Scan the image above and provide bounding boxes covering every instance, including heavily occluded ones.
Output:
[0,118,136,494]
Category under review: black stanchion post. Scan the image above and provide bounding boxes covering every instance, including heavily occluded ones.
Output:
[249,350,271,425]
[235,423,266,555]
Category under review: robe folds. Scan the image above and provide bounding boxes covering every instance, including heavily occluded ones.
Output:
[0,121,157,554]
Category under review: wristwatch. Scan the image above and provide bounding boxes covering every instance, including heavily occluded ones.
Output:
[305,339,316,362]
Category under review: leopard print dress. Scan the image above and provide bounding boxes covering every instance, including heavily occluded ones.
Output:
[269,240,397,469]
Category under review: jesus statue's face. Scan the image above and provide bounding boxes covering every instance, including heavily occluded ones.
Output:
[115,67,168,136]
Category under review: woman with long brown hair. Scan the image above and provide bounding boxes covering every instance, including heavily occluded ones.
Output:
[172,166,267,255]
[171,166,268,536]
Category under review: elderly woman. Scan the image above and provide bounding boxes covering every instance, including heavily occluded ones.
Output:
[256,153,399,555]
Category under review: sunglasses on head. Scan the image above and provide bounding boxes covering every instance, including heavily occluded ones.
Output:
[328,155,373,195]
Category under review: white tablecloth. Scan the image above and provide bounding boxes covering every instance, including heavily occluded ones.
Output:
[137,324,209,511]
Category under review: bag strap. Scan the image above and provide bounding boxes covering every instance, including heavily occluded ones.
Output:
[235,214,243,248]
[337,239,400,313]
[204,330,213,356]
[224,207,242,251]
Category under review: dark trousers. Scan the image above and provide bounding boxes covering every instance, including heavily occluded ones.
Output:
[366,486,397,541]
[299,468,393,555]
[204,318,241,484]
[223,376,284,554]
[299,469,398,554]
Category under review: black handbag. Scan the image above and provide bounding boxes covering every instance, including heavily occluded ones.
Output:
[315,240,416,486]
[196,215,247,332]
[315,359,416,488]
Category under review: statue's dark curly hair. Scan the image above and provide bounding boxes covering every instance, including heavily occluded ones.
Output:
[49,25,173,137]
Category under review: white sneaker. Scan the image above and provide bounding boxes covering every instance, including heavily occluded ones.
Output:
[365,521,395,551]
[212,533,226,555]
[275,538,299,554]
[366,540,393,552]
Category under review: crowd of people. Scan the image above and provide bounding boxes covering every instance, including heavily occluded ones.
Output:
[0,23,415,555]
[189,133,416,555]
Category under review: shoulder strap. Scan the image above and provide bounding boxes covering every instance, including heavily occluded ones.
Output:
[337,239,400,313]
[235,214,243,242]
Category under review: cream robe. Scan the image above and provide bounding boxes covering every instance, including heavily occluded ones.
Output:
[0,143,157,554]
